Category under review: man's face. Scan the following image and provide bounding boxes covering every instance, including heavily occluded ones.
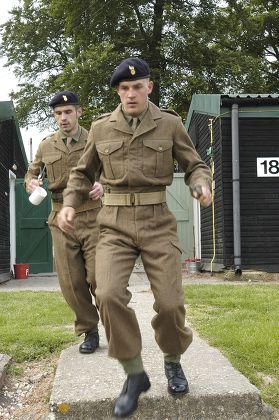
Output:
[53,105,82,136]
[116,79,153,116]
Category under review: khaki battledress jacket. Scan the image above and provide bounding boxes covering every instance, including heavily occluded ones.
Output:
[61,102,212,359]
[24,127,101,335]
[63,101,211,206]
[24,127,99,204]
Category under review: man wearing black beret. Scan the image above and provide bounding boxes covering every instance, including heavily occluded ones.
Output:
[59,59,212,418]
[24,90,103,355]
[49,90,80,108]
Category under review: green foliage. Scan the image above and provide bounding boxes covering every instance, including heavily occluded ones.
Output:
[0,291,77,362]
[185,284,279,408]
[1,0,278,128]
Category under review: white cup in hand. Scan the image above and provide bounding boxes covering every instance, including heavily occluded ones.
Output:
[29,186,47,205]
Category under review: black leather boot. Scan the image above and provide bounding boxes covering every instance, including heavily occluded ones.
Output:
[79,331,99,354]
[164,361,189,395]
[112,371,151,418]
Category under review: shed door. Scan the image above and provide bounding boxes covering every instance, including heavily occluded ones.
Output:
[166,173,194,260]
[16,179,53,273]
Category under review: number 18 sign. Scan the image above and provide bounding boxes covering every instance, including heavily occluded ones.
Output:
[257,158,279,177]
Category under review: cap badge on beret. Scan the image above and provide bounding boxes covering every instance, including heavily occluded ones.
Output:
[129,65,136,75]
[49,91,80,108]
[110,57,150,87]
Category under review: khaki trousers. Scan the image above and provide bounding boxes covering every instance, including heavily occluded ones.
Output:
[95,203,193,360]
[48,208,100,335]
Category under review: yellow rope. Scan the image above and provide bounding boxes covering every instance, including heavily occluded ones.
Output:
[208,118,215,274]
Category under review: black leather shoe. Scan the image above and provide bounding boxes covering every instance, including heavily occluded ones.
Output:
[79,331,99,354]
[112,371,151,418]
[164,361,189,395]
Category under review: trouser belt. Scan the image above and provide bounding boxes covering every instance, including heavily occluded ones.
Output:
[52,199,102,213]
[103,191,166,206]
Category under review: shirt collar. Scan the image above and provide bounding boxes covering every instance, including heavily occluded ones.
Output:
[121,104,149,124]
[59,125,81,142]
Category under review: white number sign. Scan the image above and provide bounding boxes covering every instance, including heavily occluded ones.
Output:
[257,158,279,177]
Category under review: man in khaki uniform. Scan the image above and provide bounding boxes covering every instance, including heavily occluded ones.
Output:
[58,59,212,418]
[24,91,102,354]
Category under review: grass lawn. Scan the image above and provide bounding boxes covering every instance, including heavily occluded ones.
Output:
[0,291,78,362]
[184,284,279,410]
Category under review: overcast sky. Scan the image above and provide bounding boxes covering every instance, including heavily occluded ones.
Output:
[0,0,49,160]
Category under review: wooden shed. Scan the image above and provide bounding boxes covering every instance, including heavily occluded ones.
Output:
[186,94,279,273]
[0,101,28,282]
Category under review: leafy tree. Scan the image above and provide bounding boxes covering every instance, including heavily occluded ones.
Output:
[1,0,277,130]
[215,0,279,92]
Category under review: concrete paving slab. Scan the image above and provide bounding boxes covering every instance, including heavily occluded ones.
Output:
[0,354,11,389]
[49,280,272,420]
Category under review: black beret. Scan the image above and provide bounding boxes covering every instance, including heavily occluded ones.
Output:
[49,91,80,108]
[110,58,150,87]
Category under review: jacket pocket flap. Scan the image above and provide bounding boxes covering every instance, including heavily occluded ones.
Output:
[44,154,61,164]
[96,141,123,155]
[143,139,172,152]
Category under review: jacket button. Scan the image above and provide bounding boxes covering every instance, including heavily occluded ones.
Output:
[105,149,109,153]
[158,146,163,152]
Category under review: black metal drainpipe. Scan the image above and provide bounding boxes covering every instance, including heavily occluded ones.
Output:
[231,104,242,274]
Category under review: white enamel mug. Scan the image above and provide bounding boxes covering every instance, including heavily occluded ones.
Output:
[29,186,47,205]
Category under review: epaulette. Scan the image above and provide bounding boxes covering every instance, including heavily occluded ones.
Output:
[160,108,179,117]
[42,132,55,141]
[94,112,112,121]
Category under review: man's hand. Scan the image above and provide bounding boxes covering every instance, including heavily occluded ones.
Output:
[89,182,103,200]
[26,179,42,194]
[191,184,212,208]
[57,207,76,232]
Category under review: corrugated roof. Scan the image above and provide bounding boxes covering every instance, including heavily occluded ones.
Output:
[185,94,279,129]
[185,94,221,129]
[0,101,28,167]
[222,94,279,99]
[221,94,279,106]
[0,101,16,121]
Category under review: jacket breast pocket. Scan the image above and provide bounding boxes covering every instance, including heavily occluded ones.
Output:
[96,141,124,179]
[142,139,173,177]
[44,154,62,182]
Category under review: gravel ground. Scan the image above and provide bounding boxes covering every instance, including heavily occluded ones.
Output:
[0,356,57,420]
